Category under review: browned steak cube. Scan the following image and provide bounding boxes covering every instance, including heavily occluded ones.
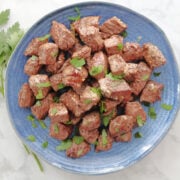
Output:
[125,101,146,126]
[46,52,65,74]
[49,122,72,140]
[60,90,84,117]
[140,80,164,103]
[80,111,101,131]
[108,54,126,75]
[78,26,104,52]
[31,93,54,119]
[80,86,101,112]
[100,16,127,39]
[24,56,42,76]
[50,21,75,50]
[104,35,123,55]
[124,63,138,82]
[38,43,58,65]
[29,74,51,99]
[130,62,152,95]
[48,103,69,124]
[88,51,108,80]
[72,45,91,60]
[109,115,134,137]
[79,128,99,144]
[114,132,132,142]
[62,64,88,90]
[49,74,64,92]
[101,98,120,113]
[68,38,83,55]
[143,43,166,69]
[66,141,91,158]
[95,130,113,152]
[122,42,143,62]
[24,37,48,56]
[18,83,35,108]
[99,77,132,102]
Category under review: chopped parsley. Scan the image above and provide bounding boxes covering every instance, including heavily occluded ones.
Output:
[27,115,37,128]
[148,107,157,119]
[38,34,51,41]
[31,55,38,60]
[51,108,58,115]
[120,30,128,38]
[73,136,84,145]
[153,72,161,77]
[136,115,145,127]
[141,74,149,81]
[106,72,124,80]
[0,9,10,26]
[37,82,51,88]
[90,87,101,97]
[51,50,58,58]
[134,132,143,138]
[102,129,108,146]
[68,7,81,21]
[100,101,106,113]
[117,43,123,50]
[35,101,41,106]
[89,65,103,76]
[31,152,44,172]
[70,57,85,68]
[77,149,83,157]
[53,96,59,103]
[64,120,73,125]
[38,120,47,129]
[42,141,48,149]
[56,139,72,151]
[161,103,173,111]
[53,124,59,134]
[102,110,114,127]
[58,83,65,90]
[84,99,92,104]
[36,89,43,99]
[27,135,36,142]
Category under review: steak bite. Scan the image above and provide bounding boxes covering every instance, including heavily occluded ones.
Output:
[60,90,84,117]
[140,80,164,103]
[80,111,101,131]
[31,93,54,119]
[101,98,120,113]
[114,132,132,142]
[143,43,166,69]
[49,122,72,140]
[50,21,75,50]
[78,26,104,52]
[125,101,146,126]
[88,51,108,80]
[122,42,143,62]
[29,74,51,99]
[49,73,64,92]
[72,45,91,60]
[108,54,126,75]
[66,141,91,158]
[61,64,88,90]
[48,103,69,124]
[80,86,101,112]
[130,62,152,95]
[99,77,132,102]
[38,43,58,65]
[109,115,134,137]
[79,128,99,144]
[124,63,138,82]
[100,16,127,39]
[104,35,123,55]
[46,52,65,74]
[18,83,35,108]
[95,130,113,152]
[24,36,48,56]
[24,56,42,76]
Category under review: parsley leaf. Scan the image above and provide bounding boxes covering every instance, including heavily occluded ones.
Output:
[70,57,85,68]
[68,7,81,21]
[53,96,59,103]
[27,115,37,128]
[148,107,157,119]
[100,101,106,113]
[136,115,145,127]
[117,43,123,50]
[37,82,51,88]
[38,34,51,41]
[38,120,47,129]
[141,74,149,81]
[56,139,72,151]
[84,99,92,104]
[106,72,124,80]
[102,110,114,127]
[27,135,36,142]
[0,9,10,26]
[161,103,173,111]
[31,152,44,172]
[90,87,101,97]
[73,136,84,145]
[53,123,59,134]
[58,83,65,90]
[42,141,48,149]
[36,89,43,99]
[134,132,143,138]
[102,129,108,146]
[89,65,103,76]
[120,31,128,38]
[153,72,161,77]
[51,108,58,115]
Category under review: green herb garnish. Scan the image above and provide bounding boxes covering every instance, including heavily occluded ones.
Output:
[56,139,72,151]
[37,82,51,88]
[42,141,48,149]
[102,110,114,127]
[77,149,83,156]
[106,72,124,80]
[84,99,92,104]
[68,7,81,21]
[35,101,41,106]
[36,89,43,99]
[27,115,37,128]
[23,144,30,154]
[73,136,84,145]
[100,101,106,113]
[53,96,59,103]
[0,9,10,26]
[134,132,143,138]
[51,51,58,58]
[51,108,58,115]
[117,43,123,50]
[58,83,65,90]
[141,74,149,81]
[120,30,128,38]
[64,120,73,125]
[38,120,47,129]
[102,129,108,146]
[148,107,157,119]
[89,65,103,76]
[153,72,161,77]
[38,34,51,41]
[90,87,101,97]
[136,115,145,127]
[31,152,44,172]
[142,102,150,107]
[161,103,173,111]
[70,57,85,68]
[31,55,38,60]
[27,135,36,142]
[53,123,59,134]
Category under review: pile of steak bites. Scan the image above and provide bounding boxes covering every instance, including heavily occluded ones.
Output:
[18,16,166,158]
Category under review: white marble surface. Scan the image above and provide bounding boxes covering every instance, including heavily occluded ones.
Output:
[0,0,180,179]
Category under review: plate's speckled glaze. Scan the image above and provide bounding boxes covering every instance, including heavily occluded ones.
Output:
[5,2,180,175]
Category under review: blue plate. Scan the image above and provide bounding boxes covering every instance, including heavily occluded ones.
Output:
[5,2,180,175]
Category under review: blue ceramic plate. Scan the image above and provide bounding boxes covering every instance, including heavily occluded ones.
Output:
[5,2,180,175]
